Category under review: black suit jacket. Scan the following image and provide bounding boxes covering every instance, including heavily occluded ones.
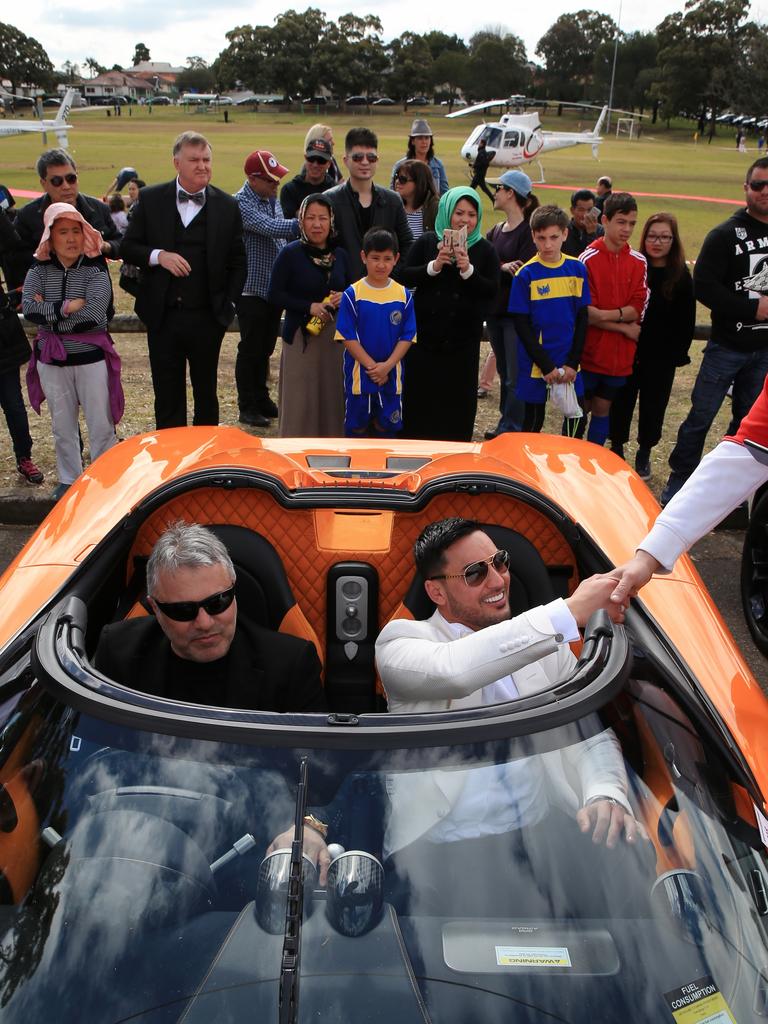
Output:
[120,181,247,331]
[94,616,326,713]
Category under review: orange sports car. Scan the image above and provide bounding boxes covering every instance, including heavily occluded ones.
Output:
[0,428,765,1023]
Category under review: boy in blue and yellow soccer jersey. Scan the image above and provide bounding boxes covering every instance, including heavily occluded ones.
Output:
[335,228,416,437]
[508,205,590,435]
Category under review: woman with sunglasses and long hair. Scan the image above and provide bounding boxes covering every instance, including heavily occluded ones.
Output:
[393,159,439,240]
[267,193,351,437]
[391,119,449,195]
[609,212,695,479]
[484,170,539,439]
[400,187,499,442]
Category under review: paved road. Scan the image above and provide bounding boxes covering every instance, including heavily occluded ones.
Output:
[0,521,763,686]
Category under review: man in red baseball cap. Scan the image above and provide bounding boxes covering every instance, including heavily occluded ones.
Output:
[234,150,298,427]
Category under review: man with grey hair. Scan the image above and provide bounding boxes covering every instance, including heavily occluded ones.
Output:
[8,148,120,287]
[122,130,247,429]
[95,522,325,711]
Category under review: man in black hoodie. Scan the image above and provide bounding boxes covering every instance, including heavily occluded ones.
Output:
[661,157,768,505]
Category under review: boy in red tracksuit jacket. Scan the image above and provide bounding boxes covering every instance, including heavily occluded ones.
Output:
[578,193,648,448]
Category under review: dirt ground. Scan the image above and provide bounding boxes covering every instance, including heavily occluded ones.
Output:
[1,261,731,503]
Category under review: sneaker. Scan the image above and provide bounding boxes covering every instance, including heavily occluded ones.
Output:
[611,443,625,461]
[634,448,651,480]
[476,387,488,399]
[51,482,70,501]
[17,457,44,485]
[259,399,279,419]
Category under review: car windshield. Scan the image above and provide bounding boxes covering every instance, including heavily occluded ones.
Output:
[0,677,765,1023]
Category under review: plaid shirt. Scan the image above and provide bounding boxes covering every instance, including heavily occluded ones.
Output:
[235,181,299,299]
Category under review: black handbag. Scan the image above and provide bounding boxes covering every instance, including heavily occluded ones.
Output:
[0,290,30,375]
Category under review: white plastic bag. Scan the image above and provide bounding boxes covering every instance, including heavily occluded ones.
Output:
[548,381,582,419]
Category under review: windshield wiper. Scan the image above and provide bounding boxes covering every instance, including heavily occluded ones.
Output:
[278,755,309,1024]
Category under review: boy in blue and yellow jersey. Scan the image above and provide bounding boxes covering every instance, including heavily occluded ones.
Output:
[508,205,590,434]
[335,228,416,437]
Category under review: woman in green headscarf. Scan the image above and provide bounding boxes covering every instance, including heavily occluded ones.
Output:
[399,186,499,441]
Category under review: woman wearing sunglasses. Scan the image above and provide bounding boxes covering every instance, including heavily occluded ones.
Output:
[400,187,499,441]
[393,160,439,240]
[608,213,695,479]
[267,193,351,437]
[391,119,449,196]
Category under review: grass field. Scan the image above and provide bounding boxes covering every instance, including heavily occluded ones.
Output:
[0,105,751,496]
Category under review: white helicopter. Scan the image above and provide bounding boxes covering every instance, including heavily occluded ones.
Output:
[447,99,610,182]
[0,90,75,149]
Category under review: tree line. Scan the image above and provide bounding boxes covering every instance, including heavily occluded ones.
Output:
[2,0,767,126]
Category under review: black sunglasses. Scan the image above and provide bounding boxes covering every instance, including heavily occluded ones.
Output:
[307,155,330,165]
[429,549,510,587]
[152,585,235,622]
[349,152,378,163]
[748,179,768,192]
[48,173,78,187]
[395,174,413,185]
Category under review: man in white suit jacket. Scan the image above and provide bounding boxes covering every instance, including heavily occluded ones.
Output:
[376,517,643,857]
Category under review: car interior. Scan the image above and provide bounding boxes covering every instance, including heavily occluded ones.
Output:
[0,470,766,1020]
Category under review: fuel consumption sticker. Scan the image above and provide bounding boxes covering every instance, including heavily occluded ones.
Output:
[495,946,572,968]
[664,976,736,1023]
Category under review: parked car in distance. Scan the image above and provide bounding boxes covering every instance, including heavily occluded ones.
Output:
[150,95,172,105]
[407,96,430,105]
[345,95,368,106]
[373,97,395,106]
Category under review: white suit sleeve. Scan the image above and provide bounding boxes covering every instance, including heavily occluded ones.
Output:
[640,441,768,572]
[377,606,569,702]
[561,723,630,813]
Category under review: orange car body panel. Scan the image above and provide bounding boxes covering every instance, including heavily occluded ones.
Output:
[1,428,764,802]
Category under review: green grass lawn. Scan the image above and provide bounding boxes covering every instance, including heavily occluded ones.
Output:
[1,104,757,260]
[0,105,750,499]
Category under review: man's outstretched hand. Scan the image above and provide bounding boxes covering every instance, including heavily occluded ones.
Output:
[609,551,662,606]
[565,572,629,626]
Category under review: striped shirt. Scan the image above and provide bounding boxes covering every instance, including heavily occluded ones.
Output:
[22,255,113,354]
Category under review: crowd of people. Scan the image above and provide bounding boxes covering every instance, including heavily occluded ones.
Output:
[0,123,767,515]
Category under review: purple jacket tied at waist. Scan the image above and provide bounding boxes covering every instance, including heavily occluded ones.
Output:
[26,328,124,424]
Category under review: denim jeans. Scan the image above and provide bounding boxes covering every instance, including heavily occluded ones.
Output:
[486,315,523,434]
[0,368,32,462]
[668,340,768,480]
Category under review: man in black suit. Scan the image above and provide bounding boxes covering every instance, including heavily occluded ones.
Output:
[95,523,325,712]
[121,131,247,428]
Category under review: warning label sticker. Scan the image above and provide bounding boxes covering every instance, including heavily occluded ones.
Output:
[495,945,572,968]
[664,976,736,1023]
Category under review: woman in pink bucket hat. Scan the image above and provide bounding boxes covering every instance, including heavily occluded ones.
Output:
[22,202,123,501]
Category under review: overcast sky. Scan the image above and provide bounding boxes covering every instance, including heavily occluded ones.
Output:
[10,0,767,74]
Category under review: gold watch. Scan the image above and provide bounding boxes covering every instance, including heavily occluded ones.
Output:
[303,814,328,838]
